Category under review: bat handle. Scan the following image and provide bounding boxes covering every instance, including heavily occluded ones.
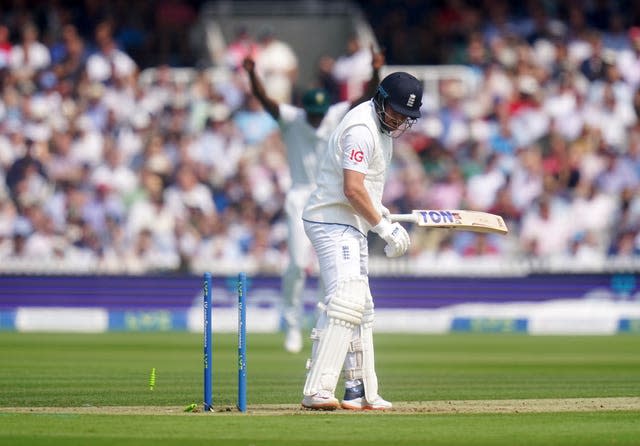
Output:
[388,214,417,224]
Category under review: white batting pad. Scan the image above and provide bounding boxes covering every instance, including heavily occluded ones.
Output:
[303,319,353,396]
[304,277,368,396]
[326,277,367,325]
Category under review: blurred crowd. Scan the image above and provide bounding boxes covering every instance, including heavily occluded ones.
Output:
[368,0,640,267]
[0,0,639,275]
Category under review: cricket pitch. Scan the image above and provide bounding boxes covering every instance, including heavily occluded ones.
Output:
[2,397,639,416]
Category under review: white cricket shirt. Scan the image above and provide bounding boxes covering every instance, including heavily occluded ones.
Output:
[303,100,393,234]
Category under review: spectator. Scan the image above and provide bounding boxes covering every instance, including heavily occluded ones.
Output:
[543,71,585,142]
[584,83,636,151]
[47,129,84,184]
[82,181,125,239]
[19,204,62,260]
[617,27,640,90]
[608,229,640,257]
[520,195,572,257]
[425,165,465,209]
[187,105,244,185]
[86,20,137,84]
[331,35,373,102]
[10,22,51,81]
[465,152,506,211]
[5,138,49,210]
[488,111,517,157]
[192,211,244,269]
[579,31,608,82]
[123,227,179,273]
[225,25,259,71]
[541,129,580,192]
[2,216,32,260]
[508,76,550,148]
[567,179,617,251]
[127,170,176,247]
[462,233,501,257]
[488,183,522,229]
[69,116,104,168]
[594,147,640,195]
[254,26,298,104]
[50,24,88,85]
[509,146,544,211]
[135,132,173,179]
[569,231,606,265]
[164,162,216,220]
[0,195,17,251]
[0,24,12,68]
[90,139,138,197]
[232,94,279,147]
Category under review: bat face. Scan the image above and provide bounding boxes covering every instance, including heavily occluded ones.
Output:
[413,210,508,235]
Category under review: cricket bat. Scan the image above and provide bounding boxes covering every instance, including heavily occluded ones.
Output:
[389,210,508,235]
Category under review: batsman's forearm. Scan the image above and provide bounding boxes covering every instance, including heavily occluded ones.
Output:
[343,169,381,226]
[344,186,381,227]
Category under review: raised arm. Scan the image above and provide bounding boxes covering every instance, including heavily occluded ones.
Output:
[243,57,280,120]
[349,46,385,110]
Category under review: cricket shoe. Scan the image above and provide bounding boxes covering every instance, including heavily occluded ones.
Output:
[301,390,340,410]
[341,384,393,411]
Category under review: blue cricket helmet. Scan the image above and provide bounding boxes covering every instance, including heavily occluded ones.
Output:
[377,72,423,118]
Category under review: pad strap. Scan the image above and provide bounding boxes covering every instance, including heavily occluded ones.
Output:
[342,338,364,380]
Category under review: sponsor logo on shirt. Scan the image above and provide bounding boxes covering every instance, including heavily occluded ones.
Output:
[349,149,364,162]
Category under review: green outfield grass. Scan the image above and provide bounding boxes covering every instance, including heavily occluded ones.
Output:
[1,332,639,445]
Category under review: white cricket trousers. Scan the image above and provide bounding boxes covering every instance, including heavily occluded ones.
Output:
[302,221,368,296]
[303,220,369,389]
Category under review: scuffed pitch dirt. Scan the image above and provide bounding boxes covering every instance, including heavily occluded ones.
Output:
[1,397,639,416]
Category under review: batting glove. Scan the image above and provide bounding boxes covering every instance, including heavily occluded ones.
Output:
[371,218,410,258]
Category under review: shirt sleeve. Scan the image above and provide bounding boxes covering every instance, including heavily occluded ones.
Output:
[278,103,303,129]
[341,124,375,174]
[316,101,351,140]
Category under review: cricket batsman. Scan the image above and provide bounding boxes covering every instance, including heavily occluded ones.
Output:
[243,49,384,354]
[301,71,423,410]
